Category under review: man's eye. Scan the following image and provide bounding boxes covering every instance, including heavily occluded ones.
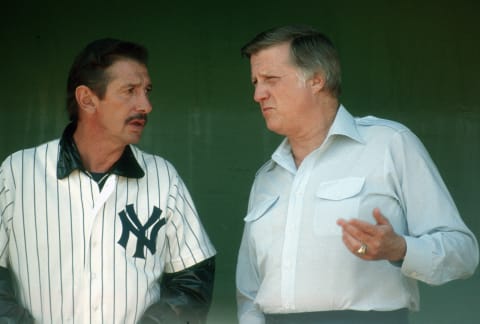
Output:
[266,76,279,83]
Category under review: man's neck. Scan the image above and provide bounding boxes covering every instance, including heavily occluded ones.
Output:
[289,98,339,167]
[73,127,125,173]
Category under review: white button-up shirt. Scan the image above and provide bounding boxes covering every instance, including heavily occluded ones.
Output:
[236,105,478,324]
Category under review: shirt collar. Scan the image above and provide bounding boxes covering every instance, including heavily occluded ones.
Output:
[326,104,364,144]
[56,122,145,179]
[271,105,364,172]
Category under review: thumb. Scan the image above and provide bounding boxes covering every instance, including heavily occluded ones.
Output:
[372,208,390,225]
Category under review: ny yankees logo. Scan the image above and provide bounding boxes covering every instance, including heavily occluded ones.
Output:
[117,204,165,259]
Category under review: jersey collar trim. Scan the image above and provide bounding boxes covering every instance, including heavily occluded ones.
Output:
[56,123,145,179]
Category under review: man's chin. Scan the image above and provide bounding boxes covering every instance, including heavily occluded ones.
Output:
[265,122,283,135]
[126,133,143,145]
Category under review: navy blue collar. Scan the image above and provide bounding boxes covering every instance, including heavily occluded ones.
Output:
[56,123,145,179]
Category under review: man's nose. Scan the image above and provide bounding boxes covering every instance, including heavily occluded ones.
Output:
[253,84,268,103]
[137,93,152,114]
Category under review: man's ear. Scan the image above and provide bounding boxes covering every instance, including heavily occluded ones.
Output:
[310,72,326,93]
[75,85,98,114]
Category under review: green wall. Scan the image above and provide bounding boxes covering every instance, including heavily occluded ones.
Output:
[1,0,479,323]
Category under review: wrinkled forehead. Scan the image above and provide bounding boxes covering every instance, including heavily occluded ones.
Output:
[251,42,292,63]
[250,43,297,75]
[106,59,151,85]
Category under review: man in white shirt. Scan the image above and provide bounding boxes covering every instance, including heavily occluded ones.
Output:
[236,25,478,324]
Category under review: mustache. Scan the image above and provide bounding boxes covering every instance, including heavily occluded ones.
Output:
[125,114,148,125]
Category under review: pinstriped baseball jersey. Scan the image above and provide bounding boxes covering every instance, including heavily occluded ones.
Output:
[0,138,216,323]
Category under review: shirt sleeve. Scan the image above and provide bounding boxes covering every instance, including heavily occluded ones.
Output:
[236,179,266,324]
[162,167,216,273]
[236,223,265,324]
[386,129,479,285]
[0,157,13,268]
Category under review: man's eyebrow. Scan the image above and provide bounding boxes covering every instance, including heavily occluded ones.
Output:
[122,79,150,88]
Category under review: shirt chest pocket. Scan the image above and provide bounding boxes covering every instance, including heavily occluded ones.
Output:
[314,177,365,236]
[244,196,281,256]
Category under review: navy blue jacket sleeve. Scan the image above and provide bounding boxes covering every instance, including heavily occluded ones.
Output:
[139,257,216,324]
[0,266,33,323]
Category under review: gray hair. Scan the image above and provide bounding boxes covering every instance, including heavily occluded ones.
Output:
[241,25,341,97]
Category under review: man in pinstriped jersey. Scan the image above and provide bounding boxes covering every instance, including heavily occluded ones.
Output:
[0,38,216,323]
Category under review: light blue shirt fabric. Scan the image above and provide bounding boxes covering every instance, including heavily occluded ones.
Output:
[236,105,478,324]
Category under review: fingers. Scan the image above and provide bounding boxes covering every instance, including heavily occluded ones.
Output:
[337,208,406,261]
[340,217,377,237]
[339,225,372,259]
[338,219,369,242]
[341,208,391,236]
[337,208,389,260]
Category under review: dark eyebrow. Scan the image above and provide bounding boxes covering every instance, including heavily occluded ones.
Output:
[123,80,151,89]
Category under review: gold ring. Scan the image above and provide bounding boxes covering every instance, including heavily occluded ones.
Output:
[357,243,367,255]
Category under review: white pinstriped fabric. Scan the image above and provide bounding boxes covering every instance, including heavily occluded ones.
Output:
[0,139,216,323]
